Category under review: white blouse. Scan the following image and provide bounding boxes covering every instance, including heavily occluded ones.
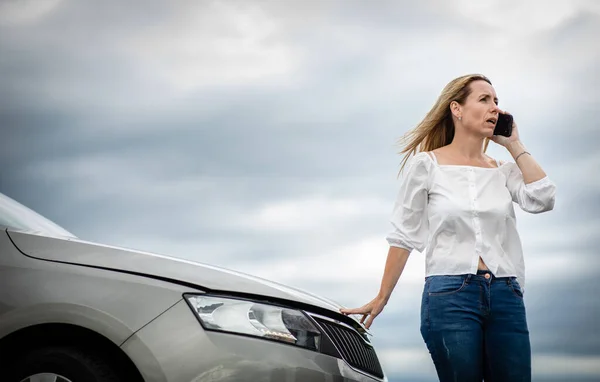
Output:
[386,151,556,290]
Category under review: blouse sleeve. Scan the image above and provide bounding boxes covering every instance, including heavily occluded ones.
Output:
[385,152,431,253]
[504,162,556,214]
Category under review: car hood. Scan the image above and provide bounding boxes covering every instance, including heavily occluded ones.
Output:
[7,230,346,313]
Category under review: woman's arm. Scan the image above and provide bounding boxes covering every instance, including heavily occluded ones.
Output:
[491,113,556,213]
[341,153,430,329]
[506,140,547,184]
[340,246,410,329]
[377,246,411,304]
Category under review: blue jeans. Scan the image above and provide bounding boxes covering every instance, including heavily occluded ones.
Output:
[420,269,531,382]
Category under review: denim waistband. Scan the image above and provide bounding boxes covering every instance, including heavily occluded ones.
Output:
[426,270,515,282]
[471,269,514,282]
[476,269,510,277]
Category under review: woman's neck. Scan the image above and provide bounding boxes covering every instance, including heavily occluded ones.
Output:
[446,135,487,160]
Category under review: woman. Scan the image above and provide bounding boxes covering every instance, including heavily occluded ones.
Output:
[340,74,556,381]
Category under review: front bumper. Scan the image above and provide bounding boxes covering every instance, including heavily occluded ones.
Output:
[121,299,387,382]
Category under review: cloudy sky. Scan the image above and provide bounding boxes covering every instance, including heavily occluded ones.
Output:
[1,0,599,380]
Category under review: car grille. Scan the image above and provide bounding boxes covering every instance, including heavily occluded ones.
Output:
[315,318,384,378]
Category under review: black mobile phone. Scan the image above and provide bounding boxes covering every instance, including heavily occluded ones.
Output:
[493,113,513,137]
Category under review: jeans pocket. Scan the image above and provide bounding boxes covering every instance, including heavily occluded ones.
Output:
[427,276,468,296]
[508,278,524,299]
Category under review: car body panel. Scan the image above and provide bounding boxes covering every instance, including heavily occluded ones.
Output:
[0,230,188,345]
[8,230,346,313]
[121,300,384,382]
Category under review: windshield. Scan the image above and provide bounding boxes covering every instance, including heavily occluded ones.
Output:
[0,192,76,238]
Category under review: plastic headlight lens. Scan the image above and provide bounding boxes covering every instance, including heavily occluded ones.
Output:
[185,295,321,351]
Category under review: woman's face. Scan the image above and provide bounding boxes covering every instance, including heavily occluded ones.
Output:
[456,80,501,137]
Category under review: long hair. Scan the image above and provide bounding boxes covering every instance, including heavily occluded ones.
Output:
[397,74,493,174]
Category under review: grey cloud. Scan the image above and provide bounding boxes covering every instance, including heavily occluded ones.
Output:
[527,277,600,357]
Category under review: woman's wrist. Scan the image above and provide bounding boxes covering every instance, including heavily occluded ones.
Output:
[376,291,390,304]
[507,140,526,157]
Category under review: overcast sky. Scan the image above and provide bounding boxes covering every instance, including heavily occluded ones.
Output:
[1,0,599,381]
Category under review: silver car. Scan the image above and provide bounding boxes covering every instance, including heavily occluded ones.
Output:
[0,192,387,382]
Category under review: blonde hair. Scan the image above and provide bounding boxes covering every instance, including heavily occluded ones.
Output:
[397,74,493,174]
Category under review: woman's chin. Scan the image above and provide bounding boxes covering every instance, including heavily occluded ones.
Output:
[482,127,496,137]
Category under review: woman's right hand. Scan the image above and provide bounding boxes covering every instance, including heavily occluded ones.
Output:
[339,296,387,329]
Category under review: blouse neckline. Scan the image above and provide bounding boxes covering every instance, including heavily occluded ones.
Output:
[436,163,506,170]
[425,151,509,170]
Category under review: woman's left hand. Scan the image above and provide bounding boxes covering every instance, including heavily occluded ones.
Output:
[490,111,520,148]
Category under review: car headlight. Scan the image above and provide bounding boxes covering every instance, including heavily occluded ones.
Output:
[185,295,321,351]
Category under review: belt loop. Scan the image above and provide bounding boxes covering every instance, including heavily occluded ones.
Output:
[466,274,472,283]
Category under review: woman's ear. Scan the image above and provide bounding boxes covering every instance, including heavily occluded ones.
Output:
[449,101,461,120]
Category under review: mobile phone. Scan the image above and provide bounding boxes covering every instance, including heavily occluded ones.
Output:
[493,113,513,137]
